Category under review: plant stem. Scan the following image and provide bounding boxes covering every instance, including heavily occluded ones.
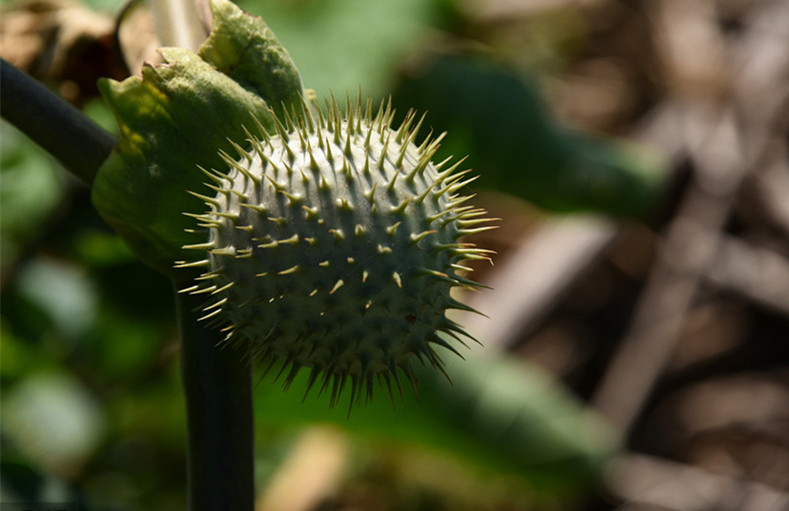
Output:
[175,283,255,511]
[0,58,116,184]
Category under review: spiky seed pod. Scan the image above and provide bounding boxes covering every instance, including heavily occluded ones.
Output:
[177,96,495,406]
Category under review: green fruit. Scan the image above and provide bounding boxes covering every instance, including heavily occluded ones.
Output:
[177,96,495,406]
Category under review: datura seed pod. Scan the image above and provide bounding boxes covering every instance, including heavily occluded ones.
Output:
[93,0,494,405]
[176,97,496,404]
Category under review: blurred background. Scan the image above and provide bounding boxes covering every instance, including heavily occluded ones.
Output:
[1,0,788,509]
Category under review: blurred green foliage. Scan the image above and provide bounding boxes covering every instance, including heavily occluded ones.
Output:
[393,55,664,217]
[235,0,437,99]
[0,124,66,267]
[0,0,651,508]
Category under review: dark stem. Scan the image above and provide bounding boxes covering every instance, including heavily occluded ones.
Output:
[0,58,116,184]
[175,284,255,511]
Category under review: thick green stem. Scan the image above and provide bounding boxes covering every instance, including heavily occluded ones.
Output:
[175,284,255,511]
[0,58,116,184]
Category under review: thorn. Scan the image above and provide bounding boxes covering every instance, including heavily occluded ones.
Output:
[415,128,434,153]
[440,319,482,346]
[212,211,239,220]
[187,190,220,206]
[227,138,252,163]
[294,118,307,148]
[266,216,288,227]
[195,270,223,281]
[344,124,354,156]
[395,139,410,168]
[249,114,271,142]
[198,165,229,184]
[308,147,321,171]
[190,285,218,295]
[282,140,296,162]
[386,166,402,193]
[409,111,428,144]
[336,197,354,211]
[198,308,223,321]
[405,155,430,184]
[203,297,228,311]
[263,174,285,192]
[278,190,303,204]
[330,100,342,146]
[385,222,402,236]
[301,98,316,133]
[302,205,319,220]
[419,131,446,156]
[272,112,290,141]
[211,282,235,295]
[229,189,248,201]
[302,368,322,402]
[414,178,441,204]
[329,279,345,294]
[364,182,377,202]
[174,259,211,268]
[458,225,499,235]
[238,202,267,213]
[341,157,354,180]
[356,94,369,123]
[382,97,395,131]
[378,132,391,164]
[448,297,488,317]
[363,117,374,148]
[429,334,465,359]
[410,230,436,244]
[210,247,236,256]
[279,234,300,245]
[445,174,480,195]
[182,212,213,221]
[182,242,214,250]
[345,91,355,130]
[278,265,300,275]
[390,197,412,215]
[219,149,259,183]
[395,109,415,144]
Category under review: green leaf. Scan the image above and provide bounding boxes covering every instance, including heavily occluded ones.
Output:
[252,351,618,498]
[237,0,435,97]
[393,55,666,217]
[92,0,303,275]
